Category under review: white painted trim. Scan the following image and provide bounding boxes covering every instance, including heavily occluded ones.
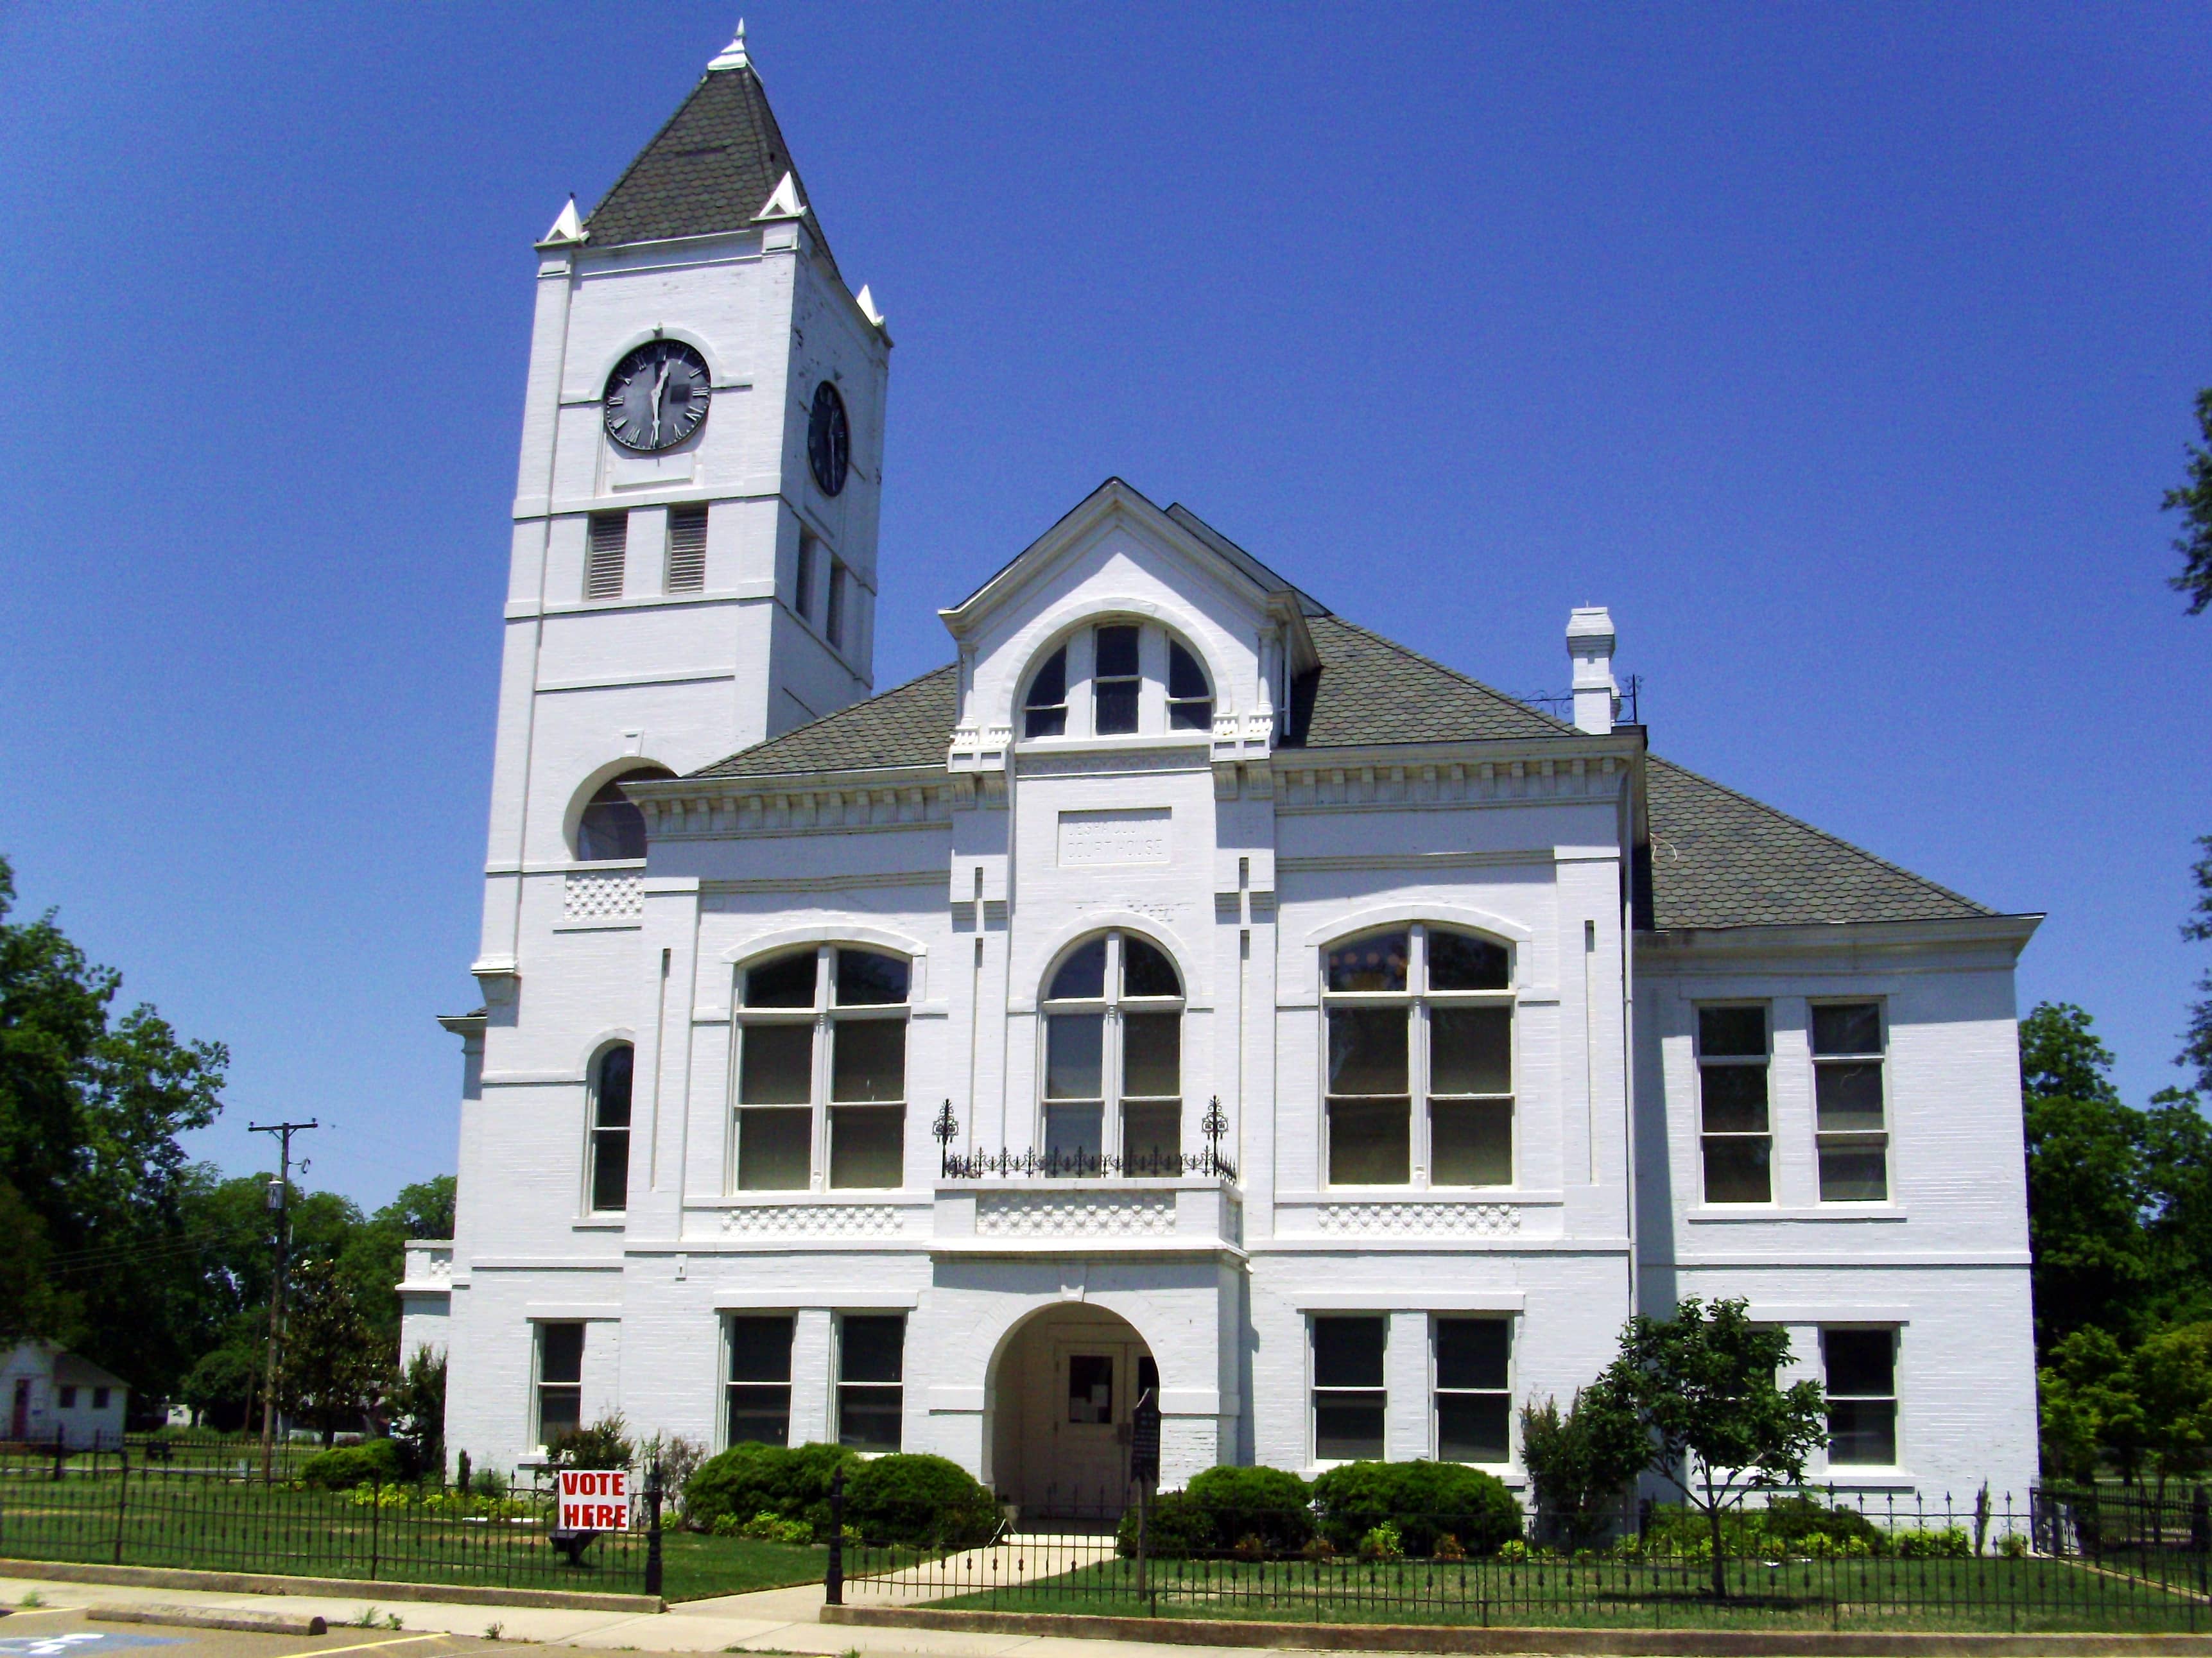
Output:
[1293,1293,1526,1312]
[524,1305,623,1320]
[1301,902,1535,949]
[719,923,932,1002]
[711,1291,920,1310]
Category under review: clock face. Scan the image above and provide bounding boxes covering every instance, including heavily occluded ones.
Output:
[603,340,711,453]
[808,381,851,496]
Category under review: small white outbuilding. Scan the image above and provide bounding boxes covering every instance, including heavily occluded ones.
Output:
[3,1340,130,1449]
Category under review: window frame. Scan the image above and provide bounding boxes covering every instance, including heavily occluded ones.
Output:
[1319,923,1516,1190]
[585,1042,634,1215]
[1015,623,1215,743]
[1695,1002,1774,1205]
[1037,928,1187,1176]
[1811,999,1890,1204]
[1309,1314,1388,1465]
[835,1312,906,1454]
[1822,1325,1901,1468]
[534,1321,585,1449]
[723,1313,797,1450]
[1431,1315,1514,1466]
[731,945,912,1194]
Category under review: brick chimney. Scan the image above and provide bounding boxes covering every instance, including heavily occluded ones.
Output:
[1566,607,1617,735]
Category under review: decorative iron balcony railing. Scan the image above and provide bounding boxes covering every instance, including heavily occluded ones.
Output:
[933,1097,1237,1183]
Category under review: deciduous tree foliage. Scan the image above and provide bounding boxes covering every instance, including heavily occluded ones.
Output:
[2164,387,2212,616]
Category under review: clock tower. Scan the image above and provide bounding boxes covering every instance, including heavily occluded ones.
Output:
[472,22,891,989]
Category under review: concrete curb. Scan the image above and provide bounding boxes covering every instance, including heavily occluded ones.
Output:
[820,1603,2212,1655]
[0,1559,662,1615]
[89,1604,331,1636]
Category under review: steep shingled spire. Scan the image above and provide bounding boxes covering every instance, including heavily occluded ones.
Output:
[580,24,836,270]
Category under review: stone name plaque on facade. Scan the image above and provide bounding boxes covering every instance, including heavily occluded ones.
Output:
[1057,807,1171,867]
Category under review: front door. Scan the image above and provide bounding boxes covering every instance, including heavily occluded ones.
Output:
[1046,1340,1159,1517]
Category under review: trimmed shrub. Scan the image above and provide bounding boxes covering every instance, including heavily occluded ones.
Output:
[1115,1489,1214,1559]
[1761,1495,1882,1551]
[1186,1465,1313,1552]
[1310,1460,1521,1557]
[843,1453,1000,1549]
[683,1442,858,1535]
[299,1438,402,1490]
[1889,1526,1972,1559]
[544,1414,635,1472]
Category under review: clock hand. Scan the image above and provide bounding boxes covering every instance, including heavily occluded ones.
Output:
[651,359,672,445]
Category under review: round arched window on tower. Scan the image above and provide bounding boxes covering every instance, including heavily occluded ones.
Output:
[575,766,675,861]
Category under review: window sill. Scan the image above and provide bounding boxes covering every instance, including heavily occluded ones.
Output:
[1818,1468,1919,1489]
[573,1218,627,1231]
[1687,1206,1906,1223]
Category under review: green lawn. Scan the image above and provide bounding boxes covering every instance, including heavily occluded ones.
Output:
[657,1532,824,1602]
[926,1553,2212,1634]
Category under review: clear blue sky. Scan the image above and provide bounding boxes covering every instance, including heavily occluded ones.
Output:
[1,3,2206,1207]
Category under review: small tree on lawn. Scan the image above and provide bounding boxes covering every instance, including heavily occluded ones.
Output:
[1598,1297,1827,1598]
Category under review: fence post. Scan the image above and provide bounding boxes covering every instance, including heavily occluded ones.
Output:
[644,1461,664,1600]
[370,1474,381,1582]
[51,1425,64,1483]
[825,1465,845,1606]
[112,1445,130,1565]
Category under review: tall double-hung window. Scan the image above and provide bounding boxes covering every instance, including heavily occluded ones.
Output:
[734,946,909,1191]
[587,1044,633,1213]
[1697,1005,1771,1203]
[1040,931,1184,1174]
[1322,926,1514,1187]
[1813,1002,1888,1202]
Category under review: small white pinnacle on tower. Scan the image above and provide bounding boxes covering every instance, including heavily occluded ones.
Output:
[540,196,585,246]
[754,171,807,221]
[709,18,749,71]
[856,285,886,330]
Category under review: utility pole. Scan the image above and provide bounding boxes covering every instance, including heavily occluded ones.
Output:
[249,1119,316,1483]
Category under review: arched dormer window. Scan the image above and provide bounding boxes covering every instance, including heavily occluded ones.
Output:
[587,1044,634,1213]
[1041,929,1184,1175]
[575,766,674,861]
[734,945,910,1191]
[1322,924,1514,1189]
[1020,623,1214,741]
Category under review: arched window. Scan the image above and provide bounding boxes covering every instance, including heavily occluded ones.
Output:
[1041,930,1184,1175]
[734,946,910,1191]
[588,1044,634,1213]
[1322,924,1513,1188]
[1018,624,1213,741]
[575,766,674,861]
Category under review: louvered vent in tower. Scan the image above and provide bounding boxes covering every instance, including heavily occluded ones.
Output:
[586,512,628,600]
[666,505,708,593]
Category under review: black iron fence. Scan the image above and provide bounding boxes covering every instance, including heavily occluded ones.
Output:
[0,1441,661,1596]
[832,1485,2212,1634]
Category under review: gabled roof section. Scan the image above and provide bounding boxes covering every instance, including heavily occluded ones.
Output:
[1644,757,1994,929]
[691,665,959,779]
[1286,615,1577,746]
[583,59,837,269]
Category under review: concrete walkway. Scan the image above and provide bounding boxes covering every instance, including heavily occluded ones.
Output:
[0,1569,1340,1658]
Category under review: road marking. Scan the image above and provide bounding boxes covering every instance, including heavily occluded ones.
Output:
[272,1636,444,1658]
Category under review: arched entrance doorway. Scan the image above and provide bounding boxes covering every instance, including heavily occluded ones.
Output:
[987,1304,1157,1523]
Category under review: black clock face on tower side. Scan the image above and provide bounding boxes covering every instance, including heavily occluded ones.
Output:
[808,380,850,496]
[603,340,711,453]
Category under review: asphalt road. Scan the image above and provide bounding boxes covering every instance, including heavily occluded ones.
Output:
[0,1606,546,1658]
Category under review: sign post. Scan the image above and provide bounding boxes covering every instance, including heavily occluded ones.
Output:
[1129,1388,1161,1614]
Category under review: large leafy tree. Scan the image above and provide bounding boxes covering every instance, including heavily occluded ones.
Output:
[0,854,227,1395]
[2165,387,2212,615]
[2181,842,2212,1097]
[1594,1298,1827,1598]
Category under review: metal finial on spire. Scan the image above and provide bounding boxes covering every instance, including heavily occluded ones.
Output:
[708,18,749,71]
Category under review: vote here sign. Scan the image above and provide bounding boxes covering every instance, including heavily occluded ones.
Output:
[556,1469,631,1532]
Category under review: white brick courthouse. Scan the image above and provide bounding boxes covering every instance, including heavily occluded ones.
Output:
[412,28,2044,1512]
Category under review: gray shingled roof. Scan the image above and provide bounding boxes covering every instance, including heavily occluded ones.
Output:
[1288,616,1575,746]
[583,62,836,268]
[684,628,1993,929]
[693,665,958,778]
[1645,757,1991,929]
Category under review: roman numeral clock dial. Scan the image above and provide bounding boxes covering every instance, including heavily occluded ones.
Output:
[603,340,711,452]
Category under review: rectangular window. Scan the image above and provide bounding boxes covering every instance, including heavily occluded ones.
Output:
[1824,1327,1898,1465]
[1327,1008,1410,1184]
[1430,1005,1513,1185]
[1068,1354,1114,1423]
[738,1023,813,1190]
[58,1386,77,1410]
[1044,1011,1105,1175]
[1813,1002,1888,1202]
[537,1322,584,1445]
[1093,624,1141,734]
[92,1386,110,1410]
[825,558,847,648]
[838,1315,904,1453]
[1122,1010,1181,1174]
[585,512,627,600]
[727,1316,794,1447]
[589,1046,633,1213]
[1697,1005,1771,1203]
[666,503,708,592]
[829,1017,905,1188]
[1434,1318,1510,1464]
[1312,1315,1387,1460]
[795,531,817,619]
